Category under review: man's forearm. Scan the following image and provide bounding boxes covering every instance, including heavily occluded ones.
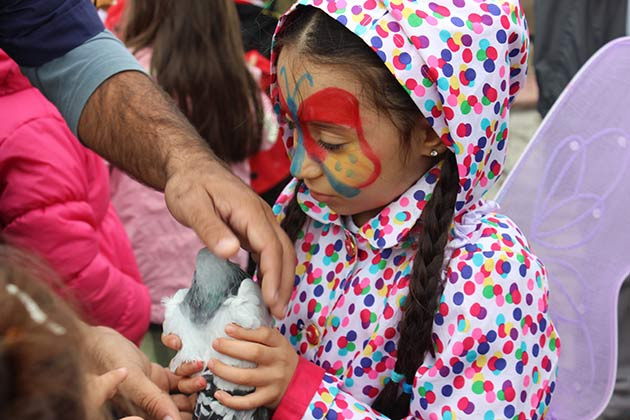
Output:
[78,70,220,190]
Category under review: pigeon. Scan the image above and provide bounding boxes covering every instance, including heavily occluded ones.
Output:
[163,248,272,420]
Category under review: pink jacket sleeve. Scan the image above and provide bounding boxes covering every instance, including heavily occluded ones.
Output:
[0,116,150,344]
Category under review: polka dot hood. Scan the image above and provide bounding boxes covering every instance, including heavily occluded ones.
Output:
[271,0,529,222]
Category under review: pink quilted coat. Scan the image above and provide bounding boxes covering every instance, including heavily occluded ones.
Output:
[0,51,150,344]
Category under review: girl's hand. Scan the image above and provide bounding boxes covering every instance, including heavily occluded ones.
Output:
[209,324,299,410]
[161,333,208,395]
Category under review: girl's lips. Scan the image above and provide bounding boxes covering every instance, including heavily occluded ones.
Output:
[309,190,335,201]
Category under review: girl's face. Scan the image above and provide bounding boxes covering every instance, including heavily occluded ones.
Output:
[277,46,438,226]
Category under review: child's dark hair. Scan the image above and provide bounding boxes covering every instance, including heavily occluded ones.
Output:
[0,245,87,419]
[124,0,264,163]
[276,7,459,418]
[0,244,138,420]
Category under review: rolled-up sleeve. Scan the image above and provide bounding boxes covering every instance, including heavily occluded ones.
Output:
[1,0,146,135]
[20,30,146,135]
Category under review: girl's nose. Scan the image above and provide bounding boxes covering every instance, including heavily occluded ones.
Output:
[291,147,321,180]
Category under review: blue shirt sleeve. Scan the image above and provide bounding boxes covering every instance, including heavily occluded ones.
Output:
[21,30,147,136]
[0,0,104,67]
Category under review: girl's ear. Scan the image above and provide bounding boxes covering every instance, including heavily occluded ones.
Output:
[412,118,447,158]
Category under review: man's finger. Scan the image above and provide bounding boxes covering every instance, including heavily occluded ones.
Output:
[183,189,240,258]
[164,180,240,259]
[250,207,289,318]
[171,393,195,413]
[119,367,182,420]
[88,367,129,407]
[271,212,296,319]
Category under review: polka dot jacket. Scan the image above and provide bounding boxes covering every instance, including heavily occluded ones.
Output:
[269,1,560,419]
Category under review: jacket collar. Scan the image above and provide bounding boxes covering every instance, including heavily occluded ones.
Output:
[297,163,442,249]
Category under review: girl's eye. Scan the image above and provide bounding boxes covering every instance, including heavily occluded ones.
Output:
[284,116,296,130]
[317,140,344,152]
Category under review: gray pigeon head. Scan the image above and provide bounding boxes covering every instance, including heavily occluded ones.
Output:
[182,248,249,325]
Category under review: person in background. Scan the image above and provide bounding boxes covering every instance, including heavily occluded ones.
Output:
[534,1,628,117]
[107,0,282,364]
[105,0,292,208]
[0,49,150,345]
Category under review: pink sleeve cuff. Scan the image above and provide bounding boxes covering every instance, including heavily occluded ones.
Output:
[273,356,325,420]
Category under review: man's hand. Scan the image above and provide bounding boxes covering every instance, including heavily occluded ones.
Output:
[79,71,295,318]
[163,147,295,318]
[82,325,192,420]
[85,368,144,420]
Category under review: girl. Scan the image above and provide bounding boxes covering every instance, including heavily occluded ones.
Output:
[170,1,560,419]
[109,0,286,361]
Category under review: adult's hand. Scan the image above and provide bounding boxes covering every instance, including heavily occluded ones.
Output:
[82,324,192,420]
[78,71,295,318]
[85,367,144,420]
[163,146,296,318]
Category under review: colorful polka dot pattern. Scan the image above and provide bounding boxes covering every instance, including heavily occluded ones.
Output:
[273,176,559,419]
[271,0,530,221]
[269,0,558,419]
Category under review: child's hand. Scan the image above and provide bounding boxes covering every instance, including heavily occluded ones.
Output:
[209,324,299,410]
[161,333,208,395]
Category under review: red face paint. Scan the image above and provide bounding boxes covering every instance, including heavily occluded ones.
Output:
[279,85,382,197]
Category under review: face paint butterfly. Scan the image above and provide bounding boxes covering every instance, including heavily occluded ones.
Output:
[279,66,381,198]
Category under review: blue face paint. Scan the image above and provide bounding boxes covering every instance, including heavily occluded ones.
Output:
[279,66,313,178]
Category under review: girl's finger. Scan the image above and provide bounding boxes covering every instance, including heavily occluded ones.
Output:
[207,359,274,387]
[214,387,277,411]
[212,338,274,365]
[173,360,205,378]
[177,375,207,395]
[161,333,182,350]
[225,325,282,347]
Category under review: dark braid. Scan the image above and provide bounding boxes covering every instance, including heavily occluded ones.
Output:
[372,153,459,419]
[280,185,308,243]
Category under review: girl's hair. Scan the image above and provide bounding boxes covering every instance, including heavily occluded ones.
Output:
[0,245,87,419]
[0,244,133,420]
[276,7,459,418]
[124,0,264,162]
